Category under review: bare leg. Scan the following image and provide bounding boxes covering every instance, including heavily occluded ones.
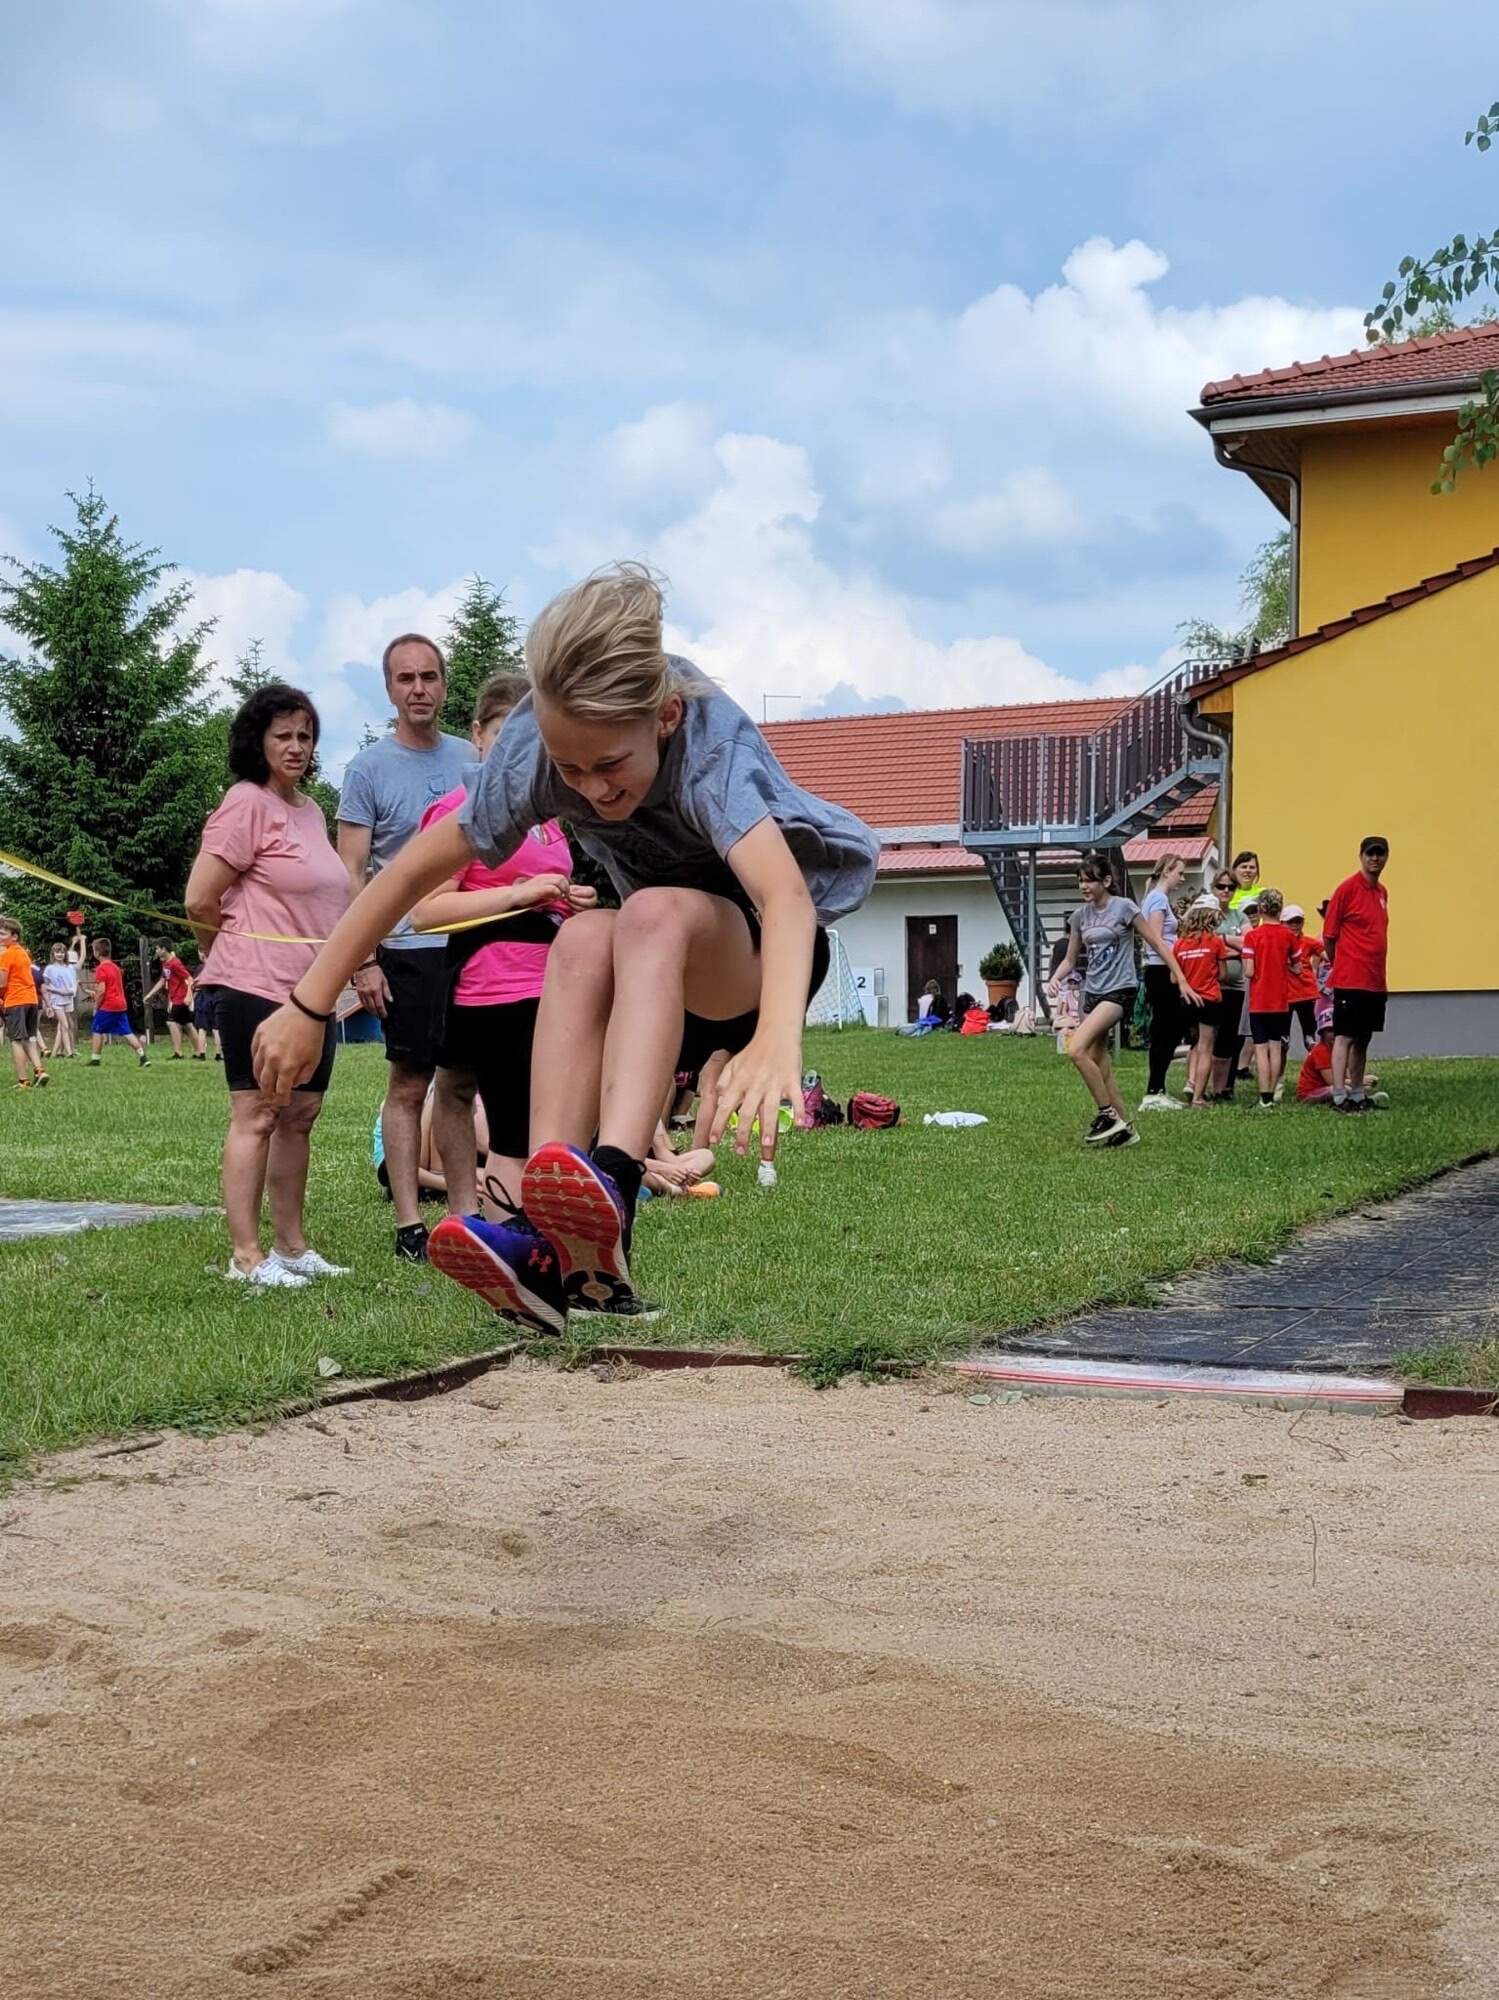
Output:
[1331,1034,1354,1095]
[9,1038,27,1084]
[1068,1004,1128,1117]
[266,1094,322,1257]
[381,1061,433,1230]
[596,891,761,1160]
[167,1020,184,1056]
[1267,1039,1286,1094]
[433,1066,482,1217]
[1347,1041,1368,1091]
[221,1093,278,1271]
[1255,1040,1274,1096]
[530,909,617,1151]
[91,1031,104,1058]
[126,1032,146,1057]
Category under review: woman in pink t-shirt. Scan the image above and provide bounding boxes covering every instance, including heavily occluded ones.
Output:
[411,671,597,1215]
[186,685,352,1289]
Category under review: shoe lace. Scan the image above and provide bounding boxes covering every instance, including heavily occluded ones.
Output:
[481,1176,535,1233]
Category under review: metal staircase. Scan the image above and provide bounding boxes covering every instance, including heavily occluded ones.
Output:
[960,659,1227,1011]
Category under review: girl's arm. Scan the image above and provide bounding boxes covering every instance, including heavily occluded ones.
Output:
[184,850,241,956]
[1136,913,1202,1003]
[409,872,571,935]
[711,818,815,1158]
[253,814,475,1101]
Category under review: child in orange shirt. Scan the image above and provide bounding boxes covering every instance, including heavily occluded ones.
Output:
[0,917,48,1089]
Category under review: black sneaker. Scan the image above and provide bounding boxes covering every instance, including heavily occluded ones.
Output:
[395,1221,429,1262]
[138,1054,151,1068]
[571,1293,665,1324]
[1084,1109,1128,1145]
[1103,1122,1141,1148]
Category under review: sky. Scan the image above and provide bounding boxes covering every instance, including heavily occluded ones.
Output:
[3,0,1495,772]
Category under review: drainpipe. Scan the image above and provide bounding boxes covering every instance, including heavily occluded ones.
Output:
[1180,703,1232,861]
[1213,437,1300,637]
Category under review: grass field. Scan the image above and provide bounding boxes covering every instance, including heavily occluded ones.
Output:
[3,1030,1497,1468]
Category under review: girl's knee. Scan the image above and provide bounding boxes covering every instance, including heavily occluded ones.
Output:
[550,907,616,974]
[613,887,698,952]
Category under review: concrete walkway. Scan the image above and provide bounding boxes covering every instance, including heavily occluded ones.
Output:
[0,1198,209,1242]
[999,1155,1499,1374]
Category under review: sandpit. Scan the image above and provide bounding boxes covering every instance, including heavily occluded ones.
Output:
[3,1364,1496,1997]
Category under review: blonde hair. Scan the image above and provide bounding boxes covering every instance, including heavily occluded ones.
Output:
[1179,902,1221,938]
[472,669,529,734]
[526,561,675,722]
[1258,887,1284,919]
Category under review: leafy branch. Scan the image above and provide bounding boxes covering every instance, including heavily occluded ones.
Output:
[1364,98,1499,491]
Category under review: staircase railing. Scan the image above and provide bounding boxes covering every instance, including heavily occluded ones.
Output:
[961,657,1226,840]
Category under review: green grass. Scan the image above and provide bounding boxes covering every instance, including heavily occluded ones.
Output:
[3,1032,1498,1467]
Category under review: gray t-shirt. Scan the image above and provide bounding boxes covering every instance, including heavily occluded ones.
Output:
[1140,885,1177,967]
[459,660,878,925]
[338,731,474,948]
[1072,895,1142,995]
[1218,902,1247,989]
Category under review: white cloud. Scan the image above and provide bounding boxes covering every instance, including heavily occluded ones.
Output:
[928,470,1083,554]
[183,567,309,691]
[602,401,720,503]
[324,397,478,460]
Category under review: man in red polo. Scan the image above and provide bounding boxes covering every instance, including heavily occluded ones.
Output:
[1323,835,1390,1112]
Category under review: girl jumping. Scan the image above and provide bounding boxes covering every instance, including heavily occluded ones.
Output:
[252,563,878,1331]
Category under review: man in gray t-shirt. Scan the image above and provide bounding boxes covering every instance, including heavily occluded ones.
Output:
[338,633,473,1259]
[461,660,876,923]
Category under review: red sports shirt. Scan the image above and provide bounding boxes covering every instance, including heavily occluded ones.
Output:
[1173,934,1230,1002]
[163,955,191,1007]
[93,958,128,1012]
[1287,932,1322,1004]
[1324,873,1389,992]
[1297,1040,1334,1100]
[1247,920,1295,1013]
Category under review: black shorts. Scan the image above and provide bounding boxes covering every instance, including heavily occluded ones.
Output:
[437,996,540,1160]
[676,923,832,1079]
[1213,986,1245,1058]
[167,1003,194,1027]
[377,946,450,1071]
[1332,988,1387,1045]
[1081,984,1137,1020]
[4,1004,38,1042]
[215,986,336,1095]
[1249,1009,1292,1045]
[193,986,218,1031]
[1188,994,1224,1030]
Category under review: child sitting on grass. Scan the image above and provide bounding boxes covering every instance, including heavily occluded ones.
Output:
[251,562,878,1332]
[1297,1017,1386,1107]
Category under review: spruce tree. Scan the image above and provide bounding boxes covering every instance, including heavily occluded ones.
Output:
[439,574,523,733]
[0,489,222,968]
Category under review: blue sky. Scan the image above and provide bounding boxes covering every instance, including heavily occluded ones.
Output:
[3,0,1494,768]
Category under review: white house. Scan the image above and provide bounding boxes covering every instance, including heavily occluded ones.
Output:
[762,700,1217,1022]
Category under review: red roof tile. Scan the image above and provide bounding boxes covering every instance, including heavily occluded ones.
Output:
[1192,547,1499,698]
[1200,321,1499,407]
[1155,782,1217,832]
[761,697,1127,829]
[1122,833,1215,863]
[876,844,986,876]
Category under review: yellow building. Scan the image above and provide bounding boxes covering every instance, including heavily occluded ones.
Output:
[1189,324,1499,1056]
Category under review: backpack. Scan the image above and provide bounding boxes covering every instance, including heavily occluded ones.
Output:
[849,1090,900,1129]
[797,1071,845,1128]
[960,1007,990,1036]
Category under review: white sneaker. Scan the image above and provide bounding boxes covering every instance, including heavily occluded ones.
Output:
[1138,1092,1183,1112]
[269,1248,351,1279]
[226,1257,309,1289]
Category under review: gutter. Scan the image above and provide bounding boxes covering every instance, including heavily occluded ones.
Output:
[1179,702,1232,858]
[1213,436,1300,637]
[1190,375,1489,427]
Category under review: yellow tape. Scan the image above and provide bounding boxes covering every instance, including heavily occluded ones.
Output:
[0,846,533,947]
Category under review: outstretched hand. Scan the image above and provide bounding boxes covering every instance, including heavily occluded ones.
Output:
[710,1034,803,1159]
[252,1004,325,1104]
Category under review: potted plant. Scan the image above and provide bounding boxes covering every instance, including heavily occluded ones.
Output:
[979,942,1023,1008]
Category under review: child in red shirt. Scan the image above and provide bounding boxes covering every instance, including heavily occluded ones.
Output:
[88,935,149,1067]
[1298,1024,1385,1106]
[1283,905,1323,1048]
[1172,898,1239,1107]
[1245,888,1296,1107]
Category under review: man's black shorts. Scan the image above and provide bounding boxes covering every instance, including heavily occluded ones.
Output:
[377,946,449,1071]
[215,986,336,1095]
[1332,988,1387,1045]
[437,996,540,1160]
[677,924,831,1080]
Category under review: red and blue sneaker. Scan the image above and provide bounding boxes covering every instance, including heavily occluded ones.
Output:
[427,1210,567,1336]
[521,1143,637,1314]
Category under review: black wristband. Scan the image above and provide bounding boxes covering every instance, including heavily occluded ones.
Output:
[288,989,334,1025]
[356,957,379,972]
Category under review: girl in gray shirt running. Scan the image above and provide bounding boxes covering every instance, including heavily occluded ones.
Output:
[252,562,878,1331]
[1048,853,1200,1149]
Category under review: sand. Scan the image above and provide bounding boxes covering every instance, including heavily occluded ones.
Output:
[2,1363,1496,1998]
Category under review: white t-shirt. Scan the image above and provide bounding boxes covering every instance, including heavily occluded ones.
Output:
[1140,886,1178,967]
[41,963,78,1003]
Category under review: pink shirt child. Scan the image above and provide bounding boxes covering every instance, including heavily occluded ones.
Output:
[419,786,573,1005]
[198,783,351,1004]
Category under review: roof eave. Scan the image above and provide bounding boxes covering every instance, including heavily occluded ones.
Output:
[1192,378,1482,428]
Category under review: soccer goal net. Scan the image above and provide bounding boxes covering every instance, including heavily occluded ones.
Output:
[805,927,867,1028]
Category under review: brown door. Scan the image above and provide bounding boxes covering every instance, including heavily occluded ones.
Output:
[905,915,958,1020]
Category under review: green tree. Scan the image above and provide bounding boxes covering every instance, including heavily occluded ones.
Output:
[1367,97,1499,489]
[439,574,523,734]
[1177,530,1291,659]
[0,489,223,978]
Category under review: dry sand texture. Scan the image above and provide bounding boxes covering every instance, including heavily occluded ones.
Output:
[3,1364,1496,1998]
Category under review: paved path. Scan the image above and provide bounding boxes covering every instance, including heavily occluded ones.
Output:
[0,1198,209,1242]
[1002,1155,1499,1374]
